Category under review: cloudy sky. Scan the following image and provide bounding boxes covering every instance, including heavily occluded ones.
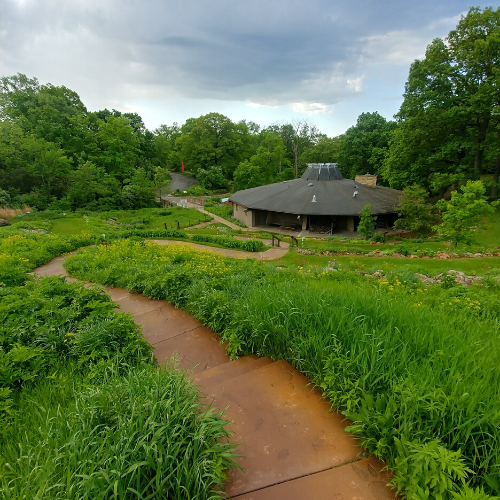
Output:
[0,0,496,136]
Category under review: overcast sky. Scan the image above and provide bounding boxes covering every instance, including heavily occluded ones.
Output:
[0,0,497,136]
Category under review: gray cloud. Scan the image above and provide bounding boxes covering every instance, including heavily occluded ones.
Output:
[0,0,494,115]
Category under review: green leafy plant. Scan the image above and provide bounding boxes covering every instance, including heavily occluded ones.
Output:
[434,181,500,248]
[358,204,377,239]
[394,184,435,237]
[389,438,472,500]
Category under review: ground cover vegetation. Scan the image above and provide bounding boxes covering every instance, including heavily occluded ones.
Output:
[203,198,247,227]
[3,208,265,253]
[0,230,239,498]
[64,240,500,499]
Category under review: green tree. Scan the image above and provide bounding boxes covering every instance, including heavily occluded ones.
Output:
[153,123,181,170]
[177,113,250,179]
[154,166,170,199]
[121,168,156,209]
[196,166,229,191]
[434,180,499,248]
[357,204,377,239]
[95,116,140,183]
[338,112,398,181]
[67,162,121,210]
[384,7,500,192]
[233,160,264,191]
[1,75,89,165]
[394,184,435,237]
[300,136,342,164]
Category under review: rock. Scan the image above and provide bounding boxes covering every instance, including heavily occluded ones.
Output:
[391,252,405,258]
[436,251,450,259]
[366,271,386,279]
[0,218,11,227]
[447,270,482,285]
[473,253,482,258]
[416,273,434,285]
[374,249,380,253]
[298,248,315,255]
[409,254,419,259]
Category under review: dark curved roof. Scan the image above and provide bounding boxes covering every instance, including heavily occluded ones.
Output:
[229,164,402,216]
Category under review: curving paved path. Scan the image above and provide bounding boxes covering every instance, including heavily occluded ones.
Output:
[34,252,398,500]
[149,239,290,261]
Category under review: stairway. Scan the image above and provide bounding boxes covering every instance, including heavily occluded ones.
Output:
[33,257,398,499]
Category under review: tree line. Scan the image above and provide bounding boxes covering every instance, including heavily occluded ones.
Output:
[0,6,498,212]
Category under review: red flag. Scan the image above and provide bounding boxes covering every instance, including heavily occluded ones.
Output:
[181,161,185,173]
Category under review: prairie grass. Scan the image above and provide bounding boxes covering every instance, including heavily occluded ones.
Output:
[0,205,32,219]
[276,250,500,277]
[1,273,239,498]
[1,361,237,499]
[64,242,500,497]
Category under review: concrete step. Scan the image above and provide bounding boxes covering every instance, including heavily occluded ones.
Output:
[232,456,396,500]
[32,256,67,277]
[153,326,230,375]
[134,302,203,345]
[203,359,362,497]
[112,293,164,316]
[194,355,258,383]
[195,356,274,388]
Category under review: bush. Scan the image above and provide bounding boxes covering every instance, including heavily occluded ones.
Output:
[371,233,387,243]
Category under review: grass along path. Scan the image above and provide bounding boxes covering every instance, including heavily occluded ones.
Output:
[35,253,397,499]
[62,240,500,499]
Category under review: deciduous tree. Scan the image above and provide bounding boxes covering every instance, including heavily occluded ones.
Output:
[394,184,435,236]
[434,180,499,247]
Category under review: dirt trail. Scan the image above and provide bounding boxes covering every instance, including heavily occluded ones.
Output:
[33,253,398,500]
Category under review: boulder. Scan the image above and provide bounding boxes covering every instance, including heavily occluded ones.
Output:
[0,218,11,227]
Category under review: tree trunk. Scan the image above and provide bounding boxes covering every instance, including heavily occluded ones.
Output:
[491,153,500,199]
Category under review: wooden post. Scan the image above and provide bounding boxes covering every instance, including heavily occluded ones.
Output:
[177,221,180,230]
[164,222,167,230]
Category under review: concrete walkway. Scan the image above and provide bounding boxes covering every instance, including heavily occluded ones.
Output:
[149,239,290,261]
[34,254,398,500]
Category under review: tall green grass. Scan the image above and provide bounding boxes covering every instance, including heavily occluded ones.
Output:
[1,267,239,497]
[1,361,237,499]
[64,242,500,498]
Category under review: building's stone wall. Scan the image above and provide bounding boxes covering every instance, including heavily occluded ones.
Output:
[233,203,254,226]
[355,174,377,186]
